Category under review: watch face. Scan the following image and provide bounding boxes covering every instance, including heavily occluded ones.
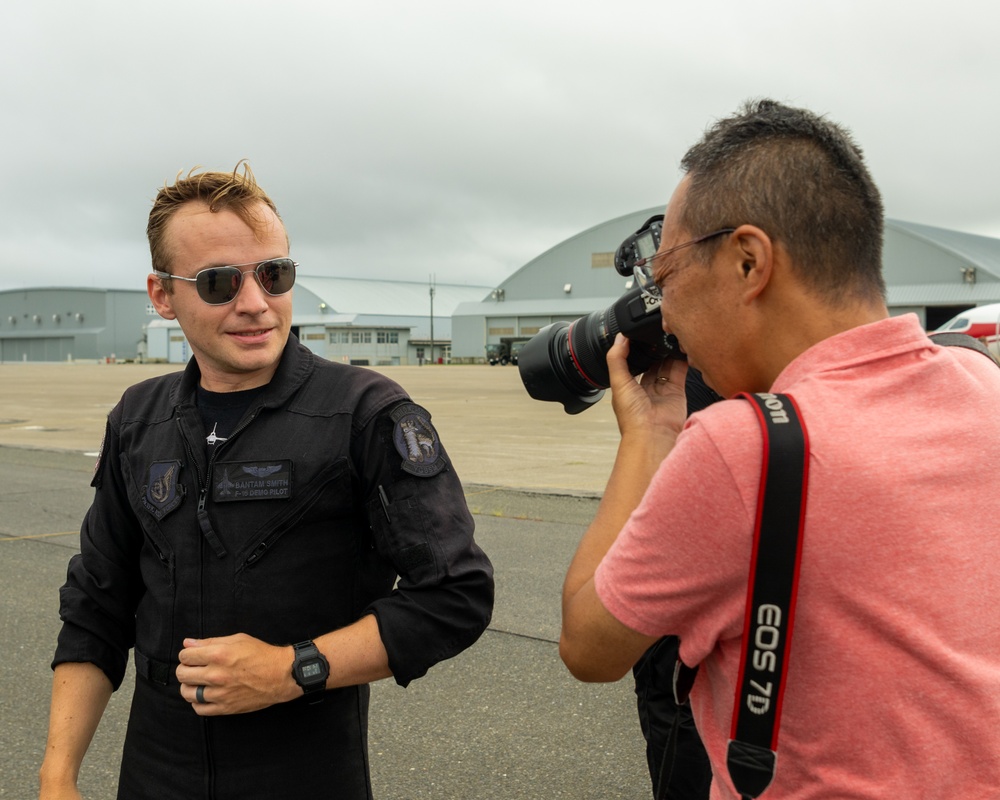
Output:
[301,661,323,680]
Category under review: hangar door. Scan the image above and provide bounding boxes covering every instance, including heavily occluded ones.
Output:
[1,337,75,362]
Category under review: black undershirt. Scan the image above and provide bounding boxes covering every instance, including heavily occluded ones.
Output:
[196,385,267,450]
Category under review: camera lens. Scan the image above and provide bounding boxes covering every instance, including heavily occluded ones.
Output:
[518,320,605,414]
[517,286,681,414]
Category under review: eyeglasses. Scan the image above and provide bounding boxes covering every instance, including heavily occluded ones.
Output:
[153,258,297,305]
[633,229,735,300]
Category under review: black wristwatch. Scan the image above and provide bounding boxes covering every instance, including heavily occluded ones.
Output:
[291,640,329,704]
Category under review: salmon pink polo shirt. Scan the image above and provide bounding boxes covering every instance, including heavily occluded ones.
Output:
[596,314,1000,799]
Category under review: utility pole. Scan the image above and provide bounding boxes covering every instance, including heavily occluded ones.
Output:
[429,274,436,364]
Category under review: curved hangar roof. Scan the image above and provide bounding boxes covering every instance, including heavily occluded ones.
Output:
[459,206,1000,316]
[882,219,1000,305]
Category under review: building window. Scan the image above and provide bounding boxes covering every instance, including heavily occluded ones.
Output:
[363,331,372,344]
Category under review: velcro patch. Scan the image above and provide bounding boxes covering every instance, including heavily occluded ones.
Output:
[212,460,292,502]
[396,542,434,571]
[141,460,184,520]
[391,403,446,477]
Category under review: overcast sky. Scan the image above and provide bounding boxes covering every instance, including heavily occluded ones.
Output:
[1,0,998,295]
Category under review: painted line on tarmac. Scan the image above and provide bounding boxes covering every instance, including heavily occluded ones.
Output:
[464,486,505,497]
[1,531,78,542]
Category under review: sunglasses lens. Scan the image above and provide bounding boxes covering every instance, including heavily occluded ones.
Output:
[196,267,243,304]
[256,259,296,296]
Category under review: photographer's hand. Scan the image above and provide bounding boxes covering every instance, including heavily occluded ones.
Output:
[608,334,689,444]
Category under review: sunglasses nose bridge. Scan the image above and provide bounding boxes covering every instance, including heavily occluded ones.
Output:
[228,267,272,307]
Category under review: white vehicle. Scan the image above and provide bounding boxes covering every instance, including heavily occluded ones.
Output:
[934,303,1000,359]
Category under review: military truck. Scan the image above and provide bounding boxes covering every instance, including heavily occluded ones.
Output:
[486,337,529,365]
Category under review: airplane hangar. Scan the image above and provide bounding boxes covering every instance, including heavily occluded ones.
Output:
[451,207,1000,363]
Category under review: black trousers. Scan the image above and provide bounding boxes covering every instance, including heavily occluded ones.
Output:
[633,637,712,799]
[118,672,372,799]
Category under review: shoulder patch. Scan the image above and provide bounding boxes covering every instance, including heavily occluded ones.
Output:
[391,403,446,477]
[91,427,108,488]
[140,460,185,520]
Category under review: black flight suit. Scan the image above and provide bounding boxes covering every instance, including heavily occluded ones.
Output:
[53,336,494,799]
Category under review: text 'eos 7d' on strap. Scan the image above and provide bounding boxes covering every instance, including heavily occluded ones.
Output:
[728,392,810,799]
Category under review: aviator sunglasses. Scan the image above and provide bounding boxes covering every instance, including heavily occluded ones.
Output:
[153,258,297,305]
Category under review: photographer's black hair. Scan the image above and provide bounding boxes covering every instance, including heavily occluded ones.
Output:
[679,99,886,306]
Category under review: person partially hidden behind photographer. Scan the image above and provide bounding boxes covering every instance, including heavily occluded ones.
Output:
[632,368,719,800]
[560,99,1000,797]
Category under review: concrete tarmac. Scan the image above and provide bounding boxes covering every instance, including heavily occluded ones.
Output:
[0,363,654,799]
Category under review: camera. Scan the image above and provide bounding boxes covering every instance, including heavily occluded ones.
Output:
[518,214,685,414]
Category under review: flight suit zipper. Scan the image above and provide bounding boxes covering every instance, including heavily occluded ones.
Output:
[177,407,261,559]
[176,404,262,800]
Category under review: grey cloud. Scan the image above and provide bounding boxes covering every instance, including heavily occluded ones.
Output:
[1,0,998,293]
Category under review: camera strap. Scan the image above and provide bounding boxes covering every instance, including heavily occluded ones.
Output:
[669,392,808,799]
[724,392,809,799]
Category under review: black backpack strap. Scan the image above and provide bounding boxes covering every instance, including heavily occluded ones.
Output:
[726,392,810,799]
[928,331,999,364]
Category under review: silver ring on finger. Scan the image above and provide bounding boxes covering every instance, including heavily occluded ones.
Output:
[195,685,207,704]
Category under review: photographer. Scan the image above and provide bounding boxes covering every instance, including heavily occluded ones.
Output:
[559,99,1000,797]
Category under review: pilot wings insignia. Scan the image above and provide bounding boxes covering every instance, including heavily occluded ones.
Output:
[242,464,283,478]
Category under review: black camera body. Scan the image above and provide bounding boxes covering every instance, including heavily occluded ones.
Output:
[518,214,684,415]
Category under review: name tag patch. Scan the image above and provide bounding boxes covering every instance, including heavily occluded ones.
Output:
[212,460,293,502]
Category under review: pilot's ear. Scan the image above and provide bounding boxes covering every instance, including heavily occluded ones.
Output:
[148,274,177,320]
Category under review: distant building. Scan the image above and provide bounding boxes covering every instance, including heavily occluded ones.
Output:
[451,207,1000,362]
[0,277,490,365]
[290,276,489,366]
[144,275,490,365]
[0,287,151,363]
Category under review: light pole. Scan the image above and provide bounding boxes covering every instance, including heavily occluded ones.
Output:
[429,274,435,364]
